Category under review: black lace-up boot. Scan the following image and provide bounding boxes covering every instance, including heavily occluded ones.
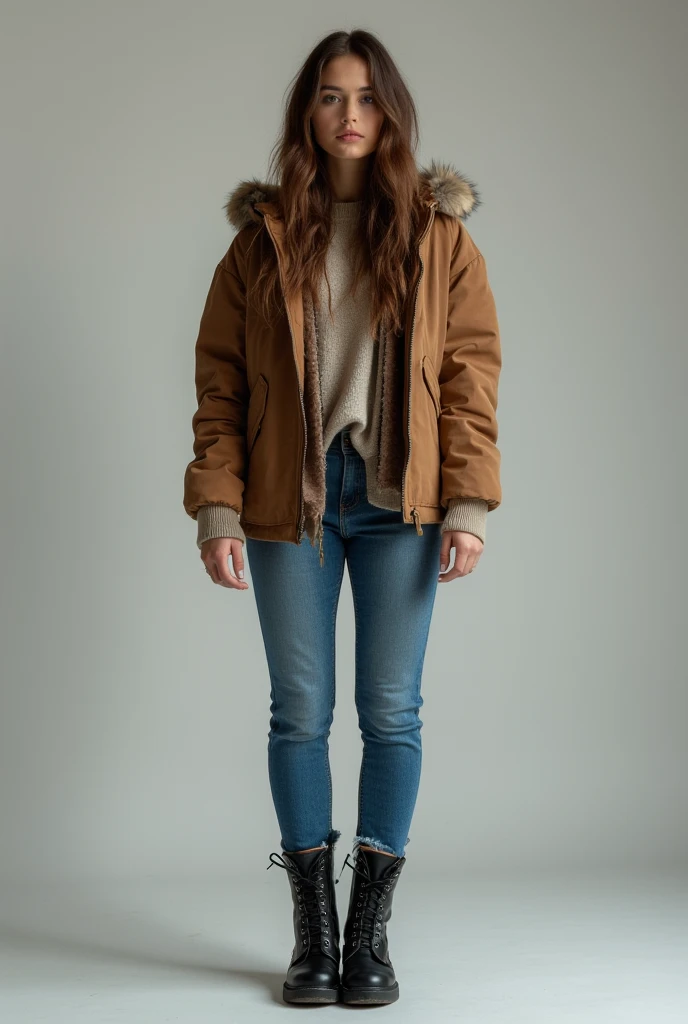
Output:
[337,845,406,1004]
[267,841,341,1004]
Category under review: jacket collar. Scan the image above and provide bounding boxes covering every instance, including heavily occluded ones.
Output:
[222,159,481,230]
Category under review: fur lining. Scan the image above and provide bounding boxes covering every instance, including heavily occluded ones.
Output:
[301,288,327,554]
[223,179,280,230]
[222,159,481,230]
[417,159,482,220]
[376,316,405,491]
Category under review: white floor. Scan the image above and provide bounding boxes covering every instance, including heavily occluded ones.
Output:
[0,870,686,1022]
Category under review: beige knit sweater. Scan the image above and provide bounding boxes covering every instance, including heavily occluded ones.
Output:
[197,199,488,549]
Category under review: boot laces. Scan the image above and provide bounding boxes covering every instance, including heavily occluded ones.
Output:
[267,852,332,949]
[339,852,400,950]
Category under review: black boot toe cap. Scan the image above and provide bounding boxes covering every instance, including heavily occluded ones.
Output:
[287,954,339,988]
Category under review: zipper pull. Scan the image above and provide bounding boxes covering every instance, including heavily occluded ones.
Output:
[411,508,423,535]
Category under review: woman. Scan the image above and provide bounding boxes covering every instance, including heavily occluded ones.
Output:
[183,29,501,1006]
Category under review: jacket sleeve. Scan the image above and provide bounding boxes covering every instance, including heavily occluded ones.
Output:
[183,239,250,521]
[438,223,502,513]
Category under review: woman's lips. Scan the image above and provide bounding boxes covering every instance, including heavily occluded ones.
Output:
[337,133,363,141]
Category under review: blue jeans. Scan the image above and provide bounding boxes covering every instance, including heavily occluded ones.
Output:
[245,429,442,859]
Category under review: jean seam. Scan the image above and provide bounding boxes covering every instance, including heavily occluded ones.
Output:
[326,552,345,834]
[341,456,363,511]
[340,499,360,512]
[340,457,359,511]
[349,565,365,837]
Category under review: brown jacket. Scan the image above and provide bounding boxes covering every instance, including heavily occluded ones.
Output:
[183,159,502,550]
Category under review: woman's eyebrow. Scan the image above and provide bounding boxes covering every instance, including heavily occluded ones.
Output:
[319,84,372,91]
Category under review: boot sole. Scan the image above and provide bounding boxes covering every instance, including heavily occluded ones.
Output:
[340,982,399,1004]
[283,982,340,1004]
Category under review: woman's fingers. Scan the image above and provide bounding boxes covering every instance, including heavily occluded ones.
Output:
[201,539,249,590]
[438,532,483,582]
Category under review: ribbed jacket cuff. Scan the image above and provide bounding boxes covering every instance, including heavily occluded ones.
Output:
[441,497,488,543]
[196,504,246,549]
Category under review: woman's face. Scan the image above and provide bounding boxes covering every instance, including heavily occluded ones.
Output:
[311,54,384,162]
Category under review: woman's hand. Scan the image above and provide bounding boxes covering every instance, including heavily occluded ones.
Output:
[438,531,483,581]
[200,538,249,590]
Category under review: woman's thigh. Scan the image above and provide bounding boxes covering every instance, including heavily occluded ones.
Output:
[344,472,443,702]
[245,528,346,704]
[244,445,350,714]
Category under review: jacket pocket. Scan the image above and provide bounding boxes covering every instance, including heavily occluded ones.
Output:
[246,374,269,454]
[421,354,442,419]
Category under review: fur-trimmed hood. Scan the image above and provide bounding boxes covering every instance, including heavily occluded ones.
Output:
[223,159,482,231]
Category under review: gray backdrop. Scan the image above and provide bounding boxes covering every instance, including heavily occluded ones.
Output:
[1,0,686,883]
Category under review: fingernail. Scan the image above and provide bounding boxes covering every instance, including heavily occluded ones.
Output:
[440,563,447,572]
[238,569,244,579]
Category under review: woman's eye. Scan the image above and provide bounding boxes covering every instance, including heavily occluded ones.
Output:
[321,94,375,104]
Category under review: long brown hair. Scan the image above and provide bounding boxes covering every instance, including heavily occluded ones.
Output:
[251,29,426,338]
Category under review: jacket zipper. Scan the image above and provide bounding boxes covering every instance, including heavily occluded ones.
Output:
[262,216,307,543]
[401,203,437,537]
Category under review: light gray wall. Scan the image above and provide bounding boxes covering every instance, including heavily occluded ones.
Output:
[1,0,686,881]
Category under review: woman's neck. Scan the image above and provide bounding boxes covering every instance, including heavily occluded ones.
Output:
[325,156,370,201]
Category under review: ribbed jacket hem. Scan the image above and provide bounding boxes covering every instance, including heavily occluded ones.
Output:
[196,504,246,549]
[441,497,488,543]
